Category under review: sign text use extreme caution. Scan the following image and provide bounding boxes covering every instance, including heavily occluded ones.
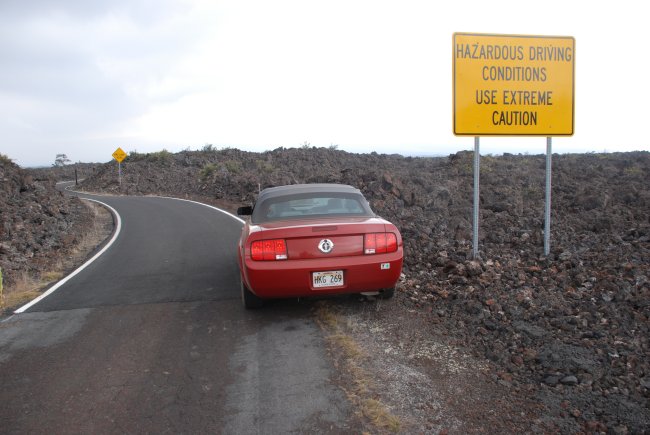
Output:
[453,33,575,136]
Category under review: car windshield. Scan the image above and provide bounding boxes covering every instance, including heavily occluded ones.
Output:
[252,192,374,224]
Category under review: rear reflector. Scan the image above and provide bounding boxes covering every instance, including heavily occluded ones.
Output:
[251,239,288,261]
[364,233,398,254]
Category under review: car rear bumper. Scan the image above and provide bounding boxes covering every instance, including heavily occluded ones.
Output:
[243,250,403,298]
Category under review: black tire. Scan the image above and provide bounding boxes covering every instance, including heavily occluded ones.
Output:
[241,278,264,309]
[379,287,395,299]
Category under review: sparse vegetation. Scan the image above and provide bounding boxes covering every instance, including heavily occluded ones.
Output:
[41,271,64,282]
[1,272,41,308]
[255,159,274,173]
[224,159,242,174]
[124,149,174,164]
[53,153,71,167]
[481,154,497,173]
[199,163,218,180]
[2,267,66,308]
[315,302,401,433]
[149,149,173,163]
[127,150,144,161]
[0,153,12,164]
[361,399,402,433]
[624,165,643,176]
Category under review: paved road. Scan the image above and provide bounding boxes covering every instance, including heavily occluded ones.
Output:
[0,190,357,433]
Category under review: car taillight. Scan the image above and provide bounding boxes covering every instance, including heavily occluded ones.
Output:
[251,239,288,261]
[364,233,398,254]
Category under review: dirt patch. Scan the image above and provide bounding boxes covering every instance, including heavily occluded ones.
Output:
[315,302,402,433]
[319,294,543,433]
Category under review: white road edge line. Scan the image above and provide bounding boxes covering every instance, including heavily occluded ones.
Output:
[13,199,122,314]
[155,196,245,225]
[63,181,244,224]
[12,189,244,314]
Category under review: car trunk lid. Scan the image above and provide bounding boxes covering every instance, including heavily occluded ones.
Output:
[254,218,387,260]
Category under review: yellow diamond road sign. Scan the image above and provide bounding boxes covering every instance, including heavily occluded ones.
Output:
[453,33,575,136]
[112,147,127,163]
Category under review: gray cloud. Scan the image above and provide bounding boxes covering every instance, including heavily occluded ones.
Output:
[0,0,206,166]
[0,0,184,22]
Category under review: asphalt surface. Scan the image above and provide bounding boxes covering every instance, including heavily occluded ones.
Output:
[0,189,357,433]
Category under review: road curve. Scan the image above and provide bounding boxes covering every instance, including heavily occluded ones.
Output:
[0,189,358,433]
[25,194,242,311]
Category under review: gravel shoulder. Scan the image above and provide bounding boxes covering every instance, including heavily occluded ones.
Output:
[319,293,544,434]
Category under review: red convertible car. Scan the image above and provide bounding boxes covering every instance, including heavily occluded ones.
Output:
[236,184,404,308]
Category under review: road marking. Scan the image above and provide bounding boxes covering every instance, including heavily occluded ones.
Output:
[63,182,244,224]
[155,196,245,225]
[13,187,242,313]
[14,199,122,314]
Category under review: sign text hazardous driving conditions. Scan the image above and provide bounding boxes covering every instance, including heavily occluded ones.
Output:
[112,147,127,163]
[453,33,574,136]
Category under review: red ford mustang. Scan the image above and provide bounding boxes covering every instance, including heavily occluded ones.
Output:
[236,183,403,308]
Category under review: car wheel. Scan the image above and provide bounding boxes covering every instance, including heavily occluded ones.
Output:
[241,277,264,309]
[378,287,395,299]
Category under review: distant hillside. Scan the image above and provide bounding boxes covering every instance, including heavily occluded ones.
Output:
[80,147,650,267]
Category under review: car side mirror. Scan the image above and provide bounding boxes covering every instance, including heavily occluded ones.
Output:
[237,206,253,216]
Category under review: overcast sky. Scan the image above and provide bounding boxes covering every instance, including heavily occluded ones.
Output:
[2,0,648,167]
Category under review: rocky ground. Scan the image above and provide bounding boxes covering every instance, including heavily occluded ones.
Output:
[79,147,650,433]
[7,147,650,432]
[0,155,95,309]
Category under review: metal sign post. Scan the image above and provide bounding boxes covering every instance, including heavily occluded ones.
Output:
[112,147,127,187]
[453,33,574,258]
[544,137,552,256]
[473,137,480,259]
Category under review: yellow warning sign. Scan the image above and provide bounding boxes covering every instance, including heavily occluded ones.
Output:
[112,147,127,163]
[453,33,575,136]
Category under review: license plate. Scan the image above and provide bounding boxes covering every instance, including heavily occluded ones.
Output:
[312,270,344,288]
